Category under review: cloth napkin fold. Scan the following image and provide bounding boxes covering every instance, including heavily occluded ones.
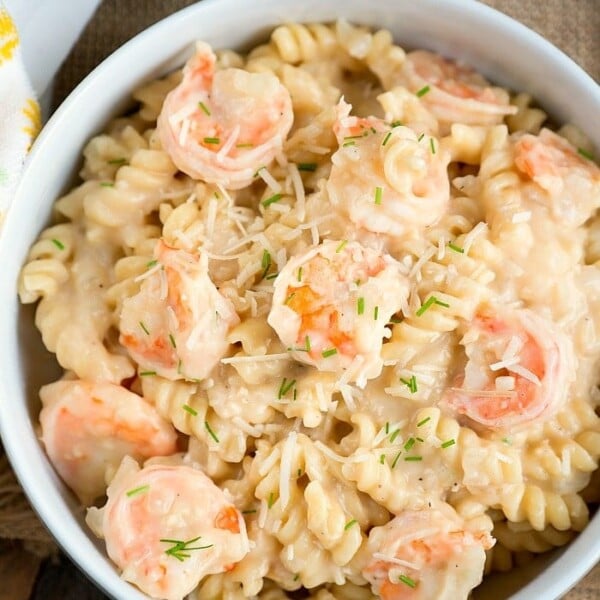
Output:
[0,3,39,221]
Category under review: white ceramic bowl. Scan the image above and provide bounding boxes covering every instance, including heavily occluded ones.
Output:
[1,1,599,598]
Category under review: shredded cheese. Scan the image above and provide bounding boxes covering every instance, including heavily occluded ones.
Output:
[279,432,297,509]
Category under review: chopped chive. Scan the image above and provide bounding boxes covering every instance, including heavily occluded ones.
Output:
[285,292,296,304]
[416,437,424,442]
[448,241,464,254]
[385,422,390,434]
[336,240,348,253]
[126,484,150,498]
[182,404,198,416]
[391,451,402,468]
[100,182,114,187]
[502,437,512,445]
[293,574,300,582]
[390,120,403,128]
[344,518,358,530]
[140,370,157,376]
[139,321,150,335]
[298,162,317,172]
[373,306,379,320]
[260,249,271,280]
[416,85,431,98]
[198,101,211,115]
[297,267,303,282]
[400,375,417,394]
[268,492,275,509]
[416,295,449,316]
[169,333,177,348]
[578,147,594,161]
[441,439,456,449]
[293,388,297,401]
[205,421,219,443]
[278,378,296,399]
[379,454,386,464]
[51,239,65,250]
[242,509,257,514]
[418,133,425,142]
[160,536,213,561]
[404,437,416,451]
[404,455,423,462]
[344,134,365,141]
[254,166,266,177]
[417,416,431,427]
[305,335,311,352]
[322,348,338,358]
[236,142,254,148]
[146,259,158,268]
[389,315,402,324]
[389,429,401,443]
[399,574,417,588]
[262,193,282,207]
[382,131,392,146]
[374,186,383,205]
[370,126,377,134]
[342,141,356,147]
[108,157,127,166]
[177,359,183,375]
[357,297,365,315]
[203,137,220,144]
[430,138,436,154]
[265,272,279,280]
[297,468,302,477]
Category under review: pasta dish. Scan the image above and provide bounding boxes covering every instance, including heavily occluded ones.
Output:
[18,20,600,600]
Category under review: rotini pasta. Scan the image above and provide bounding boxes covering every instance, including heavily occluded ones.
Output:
[18,20,600,600]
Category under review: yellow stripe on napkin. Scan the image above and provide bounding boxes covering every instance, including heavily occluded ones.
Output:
[0,8,19,63]
[22,98,41,147]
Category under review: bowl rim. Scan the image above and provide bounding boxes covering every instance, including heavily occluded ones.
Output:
[1,0,599,598]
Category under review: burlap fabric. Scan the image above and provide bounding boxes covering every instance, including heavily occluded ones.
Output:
[1,0,599,595]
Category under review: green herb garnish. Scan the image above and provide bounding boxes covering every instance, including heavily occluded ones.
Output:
[262,193,282,207]
[416,85,431,98]
[404,455,423,462]
[160,536,213,562]
[203,137,220,144]
[578,147,594,161]
[298,162,317,172]
[205,421,219,443]
[108,157,127,166]
[139,370,156,377]
[182,404,198,416]
[357,297,365,315]
[400,375,418,394]
[382,131,392,146]
[416,295,449,316]
[399,574,417,588]
[441,439,456,449]
[344,519,358,530]
[198,101,211,116]
[336,240,348,253]
[278,378,296,399]
[417,416,431,427]
[51,239,65,250]
[139,321,150,335]
[322,348,338,358]
[126,484,149,498]
[374,186,383,205]
[448,241,464,254]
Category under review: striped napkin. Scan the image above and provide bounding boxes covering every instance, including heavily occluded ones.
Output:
[0,4,39,221]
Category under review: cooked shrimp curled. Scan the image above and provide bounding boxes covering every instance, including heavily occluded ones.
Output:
[158,41,293,189]
[268,240,409,385]
[39,379,178,504]
[327,100,450,238]
[446,308,575,430]
[87,456,249,600]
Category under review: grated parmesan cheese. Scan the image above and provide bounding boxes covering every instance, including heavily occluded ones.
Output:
[372,552,420,571]
[462,221,488,254]
[258,167,282,193]
[221,353,290,364]
[134,262,161,283]
[508,363,542,386]
[216,124,240,164]
[512,211,532,224]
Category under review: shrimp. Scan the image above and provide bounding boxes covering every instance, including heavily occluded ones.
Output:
[396,50,516,128]
[267,240,409,385]
[514,128,600,226]
[446,308,575,430]
[362,504,493,600]
[86,456,249,600]
[120,240,239,381]
[39,380,178,504]
[157,41,293,189]
[326,100,450,238]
